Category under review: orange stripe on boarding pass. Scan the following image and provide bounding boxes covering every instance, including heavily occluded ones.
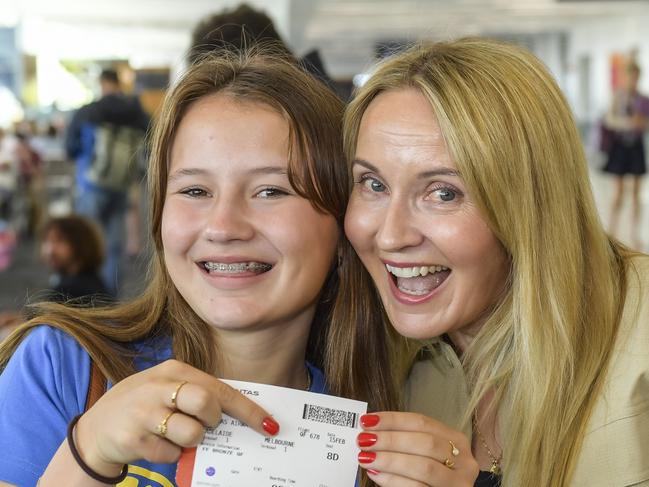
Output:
[175,447,197,487]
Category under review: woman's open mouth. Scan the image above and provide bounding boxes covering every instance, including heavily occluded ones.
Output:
[385,263,451,297]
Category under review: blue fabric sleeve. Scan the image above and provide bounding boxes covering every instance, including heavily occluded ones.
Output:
[0,326,91,486]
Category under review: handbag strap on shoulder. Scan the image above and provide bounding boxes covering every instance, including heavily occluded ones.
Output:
[84,360,107,411]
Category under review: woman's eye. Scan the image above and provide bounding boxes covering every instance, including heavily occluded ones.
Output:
[257,187,288,199]
[432,187,457,202]
[360,176,387,193]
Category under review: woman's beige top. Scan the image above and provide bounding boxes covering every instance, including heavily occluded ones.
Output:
[404,256,649,486]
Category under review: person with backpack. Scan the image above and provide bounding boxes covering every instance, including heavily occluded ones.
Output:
[65,68,150,296]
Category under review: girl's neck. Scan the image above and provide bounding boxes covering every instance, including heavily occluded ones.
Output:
[212,316,312,390]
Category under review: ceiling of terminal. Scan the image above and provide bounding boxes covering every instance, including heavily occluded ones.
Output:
[4,0,649,76]
[10,0,649,32]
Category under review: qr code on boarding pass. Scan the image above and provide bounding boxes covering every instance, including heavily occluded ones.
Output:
[302,404,359,428]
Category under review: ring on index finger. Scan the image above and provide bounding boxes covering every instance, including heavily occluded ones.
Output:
[171,381,188,409]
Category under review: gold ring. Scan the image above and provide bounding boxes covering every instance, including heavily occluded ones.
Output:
[156,411,174,437]
[444,458,455,469]
[449,440,460,457]
[171,381,188,409]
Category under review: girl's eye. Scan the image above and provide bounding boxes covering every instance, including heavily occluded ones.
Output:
[257,187,288,199]
[181,187,208,197]
[359,176,387,193]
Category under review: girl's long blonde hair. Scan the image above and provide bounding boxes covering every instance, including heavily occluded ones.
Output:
[343,37,630,486]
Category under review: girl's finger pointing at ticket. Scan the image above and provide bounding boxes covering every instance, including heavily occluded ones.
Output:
[212,380,280,437]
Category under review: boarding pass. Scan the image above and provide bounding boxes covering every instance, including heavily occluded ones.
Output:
[176,380,367,487]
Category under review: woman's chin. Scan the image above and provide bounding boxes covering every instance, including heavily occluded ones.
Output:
[389,313,448,341]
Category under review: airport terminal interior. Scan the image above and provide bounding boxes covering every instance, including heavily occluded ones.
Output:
[1,0,649,312]
[2,2,649,486]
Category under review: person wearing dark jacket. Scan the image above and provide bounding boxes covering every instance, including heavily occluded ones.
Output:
[0,215,109,340]
[39,215,109,303]
[65,69,150,296]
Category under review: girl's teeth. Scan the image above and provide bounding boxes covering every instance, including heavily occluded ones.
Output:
[204,262,271,273]
[385,264,449,278]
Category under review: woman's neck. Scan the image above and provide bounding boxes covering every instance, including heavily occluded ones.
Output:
[447,322,483,355]
[212,315,312,390]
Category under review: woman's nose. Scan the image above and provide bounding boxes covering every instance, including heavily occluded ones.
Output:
[375,199,423,252]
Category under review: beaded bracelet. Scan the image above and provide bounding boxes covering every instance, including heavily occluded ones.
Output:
[67,415,129,484]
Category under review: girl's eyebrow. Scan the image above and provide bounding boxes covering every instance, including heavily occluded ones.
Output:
[352,158,460,178]
[248,166,288,176]
[167,168,209,182]
[168,166,288,182]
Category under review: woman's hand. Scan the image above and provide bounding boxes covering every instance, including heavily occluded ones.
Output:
[356,412,479,487]
[73,359,277,477]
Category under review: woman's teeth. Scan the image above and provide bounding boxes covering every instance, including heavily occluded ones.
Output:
[203,262,272,273]
[385,264,449,278]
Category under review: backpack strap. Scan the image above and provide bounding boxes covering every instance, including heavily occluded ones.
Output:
[84,360,107,411]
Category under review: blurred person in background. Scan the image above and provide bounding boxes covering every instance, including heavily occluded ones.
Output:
[39,215,109,302]
[0,215,109,341]
[188,3,291,63]
[0,219,16,274]
[0,128,17,225]
[65,68,150,296]
[603,60,649,249]
[0,128,19,278]
[31,122,66,165]
[15,131,43,237]
[189,3,333,89]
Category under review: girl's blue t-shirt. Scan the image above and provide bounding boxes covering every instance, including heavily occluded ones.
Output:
[0,326,328,487]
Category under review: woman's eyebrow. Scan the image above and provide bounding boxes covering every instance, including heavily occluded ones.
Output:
[351,158,381,173]
[351,158,460,178]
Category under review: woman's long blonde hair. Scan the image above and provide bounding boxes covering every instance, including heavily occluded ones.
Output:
[343,37,630,486]
[0,50,350,385]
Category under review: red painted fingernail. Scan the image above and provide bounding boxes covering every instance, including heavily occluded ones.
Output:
[262,416,280,435]
[358,451,376,464]
[360,414,380,428]
[367,469,380,476]
[357,432,378,447]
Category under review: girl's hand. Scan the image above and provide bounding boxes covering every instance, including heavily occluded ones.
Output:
[357,412,479,487]
[73,359,277,477]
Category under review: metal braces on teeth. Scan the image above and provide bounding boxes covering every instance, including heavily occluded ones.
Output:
[204,262,272,272]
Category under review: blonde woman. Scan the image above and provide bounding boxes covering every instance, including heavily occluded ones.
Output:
[0,51,376,486]
[341,38,649,486]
